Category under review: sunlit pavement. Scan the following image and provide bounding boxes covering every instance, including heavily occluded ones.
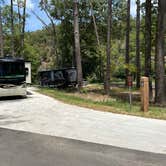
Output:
[0,87,166,155]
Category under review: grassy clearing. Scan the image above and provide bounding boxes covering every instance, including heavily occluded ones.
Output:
[38,88,166,120]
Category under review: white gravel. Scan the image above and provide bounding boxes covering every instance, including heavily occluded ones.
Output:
[0,87,166,154]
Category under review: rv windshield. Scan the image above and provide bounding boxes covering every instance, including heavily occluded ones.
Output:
[0,62,25,78]
[0,61,25,84]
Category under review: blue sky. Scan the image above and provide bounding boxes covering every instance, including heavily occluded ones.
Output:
[25,0,50,32]
[5,0,51,32]
[6,0,145,32]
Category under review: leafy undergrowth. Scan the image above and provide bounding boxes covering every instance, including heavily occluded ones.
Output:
[38,87,166,120]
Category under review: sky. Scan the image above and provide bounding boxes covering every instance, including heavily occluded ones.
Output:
[5,0,50,32]
[25,0,50,31]
[5,0,145,32]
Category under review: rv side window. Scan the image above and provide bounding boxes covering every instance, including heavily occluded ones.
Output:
[0,64,3,76]
[54,71,64,80]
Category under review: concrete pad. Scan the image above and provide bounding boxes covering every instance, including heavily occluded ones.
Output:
[0,88,166,154]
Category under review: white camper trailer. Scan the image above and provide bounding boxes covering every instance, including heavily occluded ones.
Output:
[25,61,32,84]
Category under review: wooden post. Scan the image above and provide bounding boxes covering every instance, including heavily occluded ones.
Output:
[140,77,149,112]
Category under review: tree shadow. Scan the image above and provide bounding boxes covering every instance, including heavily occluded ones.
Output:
[0,115,29,126]
[0,96,27,101]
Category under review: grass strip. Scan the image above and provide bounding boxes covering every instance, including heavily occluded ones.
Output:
[38,88,166,120]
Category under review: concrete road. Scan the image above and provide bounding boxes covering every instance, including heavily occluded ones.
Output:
[0,88,166,154]
[0,128,166,166]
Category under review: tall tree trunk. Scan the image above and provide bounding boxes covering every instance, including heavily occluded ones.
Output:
[40,0,58,66]
[136,0,141,88]
[74,0,83,90]
[155,0,166,105]
[17,0,22,55]
[17,0,22,35]
[105,0,112,95]
[20,0,26,55]
[0,6,4,57]
[154,11,158,101]
[43,8,57,66]
[145,0,152,98]
[89,1,102,81]
[11,0,14,56]
[125,0,130,86]
[89,2,100,46]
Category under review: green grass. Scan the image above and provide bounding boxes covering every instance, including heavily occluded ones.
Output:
[38,88,166,120]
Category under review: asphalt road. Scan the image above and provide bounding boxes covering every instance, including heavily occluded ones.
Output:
[0,128,166,166]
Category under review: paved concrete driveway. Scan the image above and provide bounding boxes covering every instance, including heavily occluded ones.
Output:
[0,88,166,154]
[0,128,166,166]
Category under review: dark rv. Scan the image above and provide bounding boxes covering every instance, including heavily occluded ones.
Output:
[39,68,77,87]
[0,56,26,97]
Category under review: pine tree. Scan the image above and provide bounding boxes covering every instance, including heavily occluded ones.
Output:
[155,0,166,105]
[136,0,141,88]
[145,0,152,98]
[125,0,130,86]
[105,0,112,95]
[0,4,4,57]
[10,0,14,56]
[74,0,83,90]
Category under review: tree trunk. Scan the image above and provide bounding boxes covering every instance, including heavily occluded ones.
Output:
[105,0,112,95]
[11,0,14,56]
[17,0,22,35]
[74,0,83,90]
[20,0,26,55]
[0,6,4,57]
[40,0,58,67]
[90,2,100,46]
[136,0,141,88]
[44,9,57,66]
[16,0,22,55]
[125,0,130,86]
[145,0,152,99]
[89,1,102,82]
[155,0,166,105]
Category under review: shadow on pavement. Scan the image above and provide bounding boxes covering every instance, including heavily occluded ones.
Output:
[0,96,27,101]
[0,128,165,166]
[0,115,29,126]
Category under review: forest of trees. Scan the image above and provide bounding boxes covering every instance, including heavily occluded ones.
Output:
[0,0,165,105]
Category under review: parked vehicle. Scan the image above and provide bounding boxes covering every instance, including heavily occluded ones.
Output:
[39,68,77,88]
[0,56,28,97]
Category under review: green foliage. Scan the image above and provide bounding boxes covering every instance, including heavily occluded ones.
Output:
[23,43,40,82]
[0,0,162,84]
